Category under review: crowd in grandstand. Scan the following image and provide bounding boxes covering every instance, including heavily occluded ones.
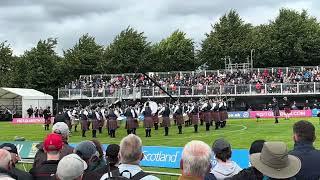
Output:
[63,67,320,94]
[0,120,319,179]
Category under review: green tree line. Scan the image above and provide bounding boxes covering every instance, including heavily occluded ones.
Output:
[1,9,320,98]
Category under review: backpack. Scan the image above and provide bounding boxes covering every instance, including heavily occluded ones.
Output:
[106,169,149,180]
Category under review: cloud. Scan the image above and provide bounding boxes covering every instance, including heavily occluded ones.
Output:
[0,0,319,55]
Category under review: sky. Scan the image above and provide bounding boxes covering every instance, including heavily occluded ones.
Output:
[0,0,319,55]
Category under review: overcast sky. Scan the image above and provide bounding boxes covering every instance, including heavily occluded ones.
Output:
[0,0,319,55]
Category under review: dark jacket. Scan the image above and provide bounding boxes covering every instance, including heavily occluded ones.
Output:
[0,167,17,179]
[11,167,33,180]
[29,160,59,180]
[225,167,263,180]
[83,164,118,180]
[289,141,320,180]
[33,142,74,168]
[53,114,66,124]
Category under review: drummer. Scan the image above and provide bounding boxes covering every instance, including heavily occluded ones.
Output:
[160,103,171,136]
[143,102,153,137]
[174,102,184,134]
[124,105,137,135]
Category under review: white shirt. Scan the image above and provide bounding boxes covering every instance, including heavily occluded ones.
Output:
[100,164,159,180]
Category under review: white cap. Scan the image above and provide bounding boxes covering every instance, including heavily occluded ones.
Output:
[56,154,88,180]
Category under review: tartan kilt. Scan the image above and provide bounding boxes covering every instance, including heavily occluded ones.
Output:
[126,117,137,129]
[92,120,99,130]
[99,119,104,127]
[284,108,291,114]
[212,112,220,122]
[273,109,280,117]
[153,116,159,123]
[175,115,184,125]
[81,120,88,131]
[162,116,171,127]
[192,114,199,125]
[199,112,205,120]
[220,111,228,121]
[204,112,212,123]
[44,117,51,125]
[108,118,118,130]
[144,116,154,128]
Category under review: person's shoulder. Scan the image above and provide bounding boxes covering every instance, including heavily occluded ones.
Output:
[141,174,160,180]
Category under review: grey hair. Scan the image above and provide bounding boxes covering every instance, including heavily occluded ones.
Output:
[119,134,142,164]
[0,149,12,169]
[181,140,212,177]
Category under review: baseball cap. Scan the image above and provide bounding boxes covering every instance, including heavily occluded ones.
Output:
[52,122,69,136]
[75,141,99,160]
[0,143,18,154]
[56,154,88,180]
[43,133,63,152]
[212,138,231,153]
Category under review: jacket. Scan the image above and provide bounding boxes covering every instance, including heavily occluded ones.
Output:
[33,142,74,168]
[210,160,242,180]
[29,160,59,180]
[11,167,33,180]
[0,167,17,179]
[225,167,263,180]
[289,141,320,180]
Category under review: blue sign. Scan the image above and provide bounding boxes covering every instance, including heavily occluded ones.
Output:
[228,111,250,119]
[312,109,320,117]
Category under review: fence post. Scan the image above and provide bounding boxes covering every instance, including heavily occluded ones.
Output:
[249,84,252,94]
[265,84,267,95]
[152,87,155,97]
[314,82,316,93]
[91,88,94,98]
[58,88,60,99]
[192,86,194,96]
[220,85,222,95]
[68,89,71,99]
[206,85,208,95]
[297,83,299,93]
[280,83,283,94]
[234,85,237,95]
[80,89,82,99]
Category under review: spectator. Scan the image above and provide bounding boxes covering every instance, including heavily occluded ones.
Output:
[226,140,265,180]
[289,120,320,180]
[74,141,100,174]
[0,143,33,180]
[179,140,212,180]
[29,133,63,179]
[0,149,16,180]
[27,105,33,118]
[250,142,301,180]
[33,122,74,168]
[55,154,87,180]
[100,134,159,180]
[54,111,67,125]
[210,138,242,180]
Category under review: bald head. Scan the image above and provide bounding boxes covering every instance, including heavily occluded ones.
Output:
[0,149,12,170]
[181,140,212,177]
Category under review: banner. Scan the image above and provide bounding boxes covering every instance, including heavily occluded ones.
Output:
[0,141,250,169]
[312,109,320,117]
[228,111,250,119]
[249,110,312,118]
[11,117,54,124]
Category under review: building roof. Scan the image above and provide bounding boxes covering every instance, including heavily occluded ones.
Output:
[0,88,53,100]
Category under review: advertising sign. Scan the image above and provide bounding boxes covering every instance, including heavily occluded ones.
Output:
[249,110,312,118]
[228,111,250,119]
[11,117,54,124]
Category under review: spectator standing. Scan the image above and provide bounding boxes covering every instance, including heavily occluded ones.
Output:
[74,141,100,176]
[33,122,74,168]
[100,134,159,180]
[29,133,63,179]
[53,111,66,125]
[179,140,212,180]
[0,149,16,180]
[27,105,33,118]
[0,143,33,180]
[55,154,87,180]
[289,120,320,180]
[210,138,242,180]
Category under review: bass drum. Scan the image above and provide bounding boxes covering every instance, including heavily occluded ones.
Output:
[144,101,158,114]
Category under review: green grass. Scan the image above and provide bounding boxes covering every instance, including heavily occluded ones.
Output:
[2,117,320,178]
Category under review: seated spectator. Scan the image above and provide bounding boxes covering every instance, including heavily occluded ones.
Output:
[210,138,242,180]
[100,134,159,180]
[74,141,100,174]
[0,143,33,180]
[226,140,265,180]
[33,122,74,168]
[56,154,88,180]
[0,149,16,180]
[29,133,63,179]
[289,120,320,180]
[250,142,301,180]
[179,140,212,180]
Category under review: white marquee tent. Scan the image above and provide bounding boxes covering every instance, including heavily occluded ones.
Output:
[0,88,53,118]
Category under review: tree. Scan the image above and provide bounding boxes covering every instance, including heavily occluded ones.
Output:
[198,10,253,69]
[0,41,14,86]
[101,27,151,73]
[64,34,104,79]
[150,30,196,71]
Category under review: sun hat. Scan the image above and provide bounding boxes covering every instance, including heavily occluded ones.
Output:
[250,142,301,179]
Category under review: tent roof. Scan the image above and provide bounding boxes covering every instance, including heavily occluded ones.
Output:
[0,88,53,99]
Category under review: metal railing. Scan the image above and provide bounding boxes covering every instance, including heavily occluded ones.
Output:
[58,82,320,100]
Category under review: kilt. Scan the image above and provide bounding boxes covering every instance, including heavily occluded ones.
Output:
[204,112,212,123]
[212,112,220,122]
[108,118,118,130]
[219,111,228,121]
[99,119,104,128]
[191,114,199,125]
[199,112,205,121]
[273,109,280,117]
[284,108,291,114]
[175,115,184,125]
[92,120,99,130]
[126,117,138,129]
[144,116,154,128]
[66,119,72,129]
[81,120,88,131]
[162,116,171,127]
[153,116,159,123]
[44,117,51,125]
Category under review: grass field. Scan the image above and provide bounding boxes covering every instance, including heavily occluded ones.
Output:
[1,117,320,178]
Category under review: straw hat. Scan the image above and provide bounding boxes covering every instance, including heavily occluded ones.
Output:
[250,142,301,179]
